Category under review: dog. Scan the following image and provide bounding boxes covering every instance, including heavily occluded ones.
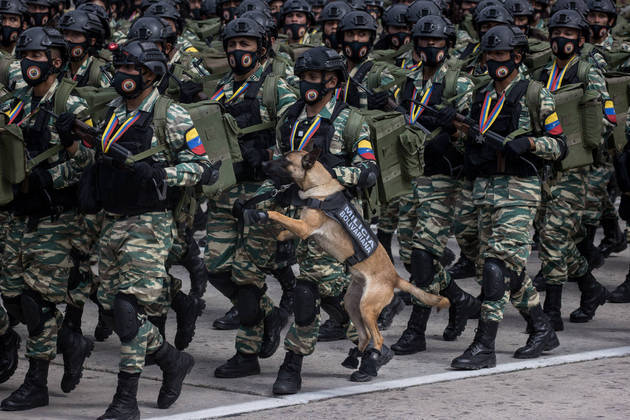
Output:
[256,149,450,380]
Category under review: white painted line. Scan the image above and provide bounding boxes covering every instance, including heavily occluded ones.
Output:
[147,346,630,420]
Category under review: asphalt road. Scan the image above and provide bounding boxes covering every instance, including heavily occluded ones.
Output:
[1,230,629,419]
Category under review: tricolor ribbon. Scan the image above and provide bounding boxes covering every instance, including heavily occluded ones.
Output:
[479,91,506,134]
[408,85,433,124]
[290,116,321,151]
[400,59,422,71]
[6,101,23,124]
[101,112,141,153]
[546,56,578,92]
[210,82,250,103]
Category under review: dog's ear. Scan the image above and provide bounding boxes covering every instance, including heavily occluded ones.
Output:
[302,148,321,170]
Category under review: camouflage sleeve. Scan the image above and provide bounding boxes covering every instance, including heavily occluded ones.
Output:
[531,86,565,160]
[275,77,298,117]
[7,61,26,91]
[454,29,474,52]
[453,74,474,152]
[586,66,615,134]
[587,50,608,71]
[379,67,398,96]
[164,102,210,187]
[333,119,374,186]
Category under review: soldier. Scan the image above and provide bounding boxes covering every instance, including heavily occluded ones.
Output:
[373,3,409,51]
[505,0,547,40]
[0,0,28,56]
[534,9,614,330]
[81,40,208,418]
[205,17,296,378]
[280,0,315,45]
[318,1,352,51]
[532,0,551,31]
[0,27,94,411]
[144,1,200,53]
[25,0,54,27]
[365,0,384,22]
[450,25,563,370]
[269,46,381,394]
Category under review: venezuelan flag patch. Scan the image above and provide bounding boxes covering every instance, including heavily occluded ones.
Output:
[186,128,206,155]
[544,112,563,135]
[185,46,199,53]
[358,139,376,160]
[604,100,617,124]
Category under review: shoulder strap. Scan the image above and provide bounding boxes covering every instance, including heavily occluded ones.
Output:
[54,78,78,114]
[343,107,366,151]
[525,80,543,135]
[577,60,593,85]
[88,58,105,87]
[442,69,460,100]
[262,73,279,123]
[26,144,63,172]
[0,57,12,88]
[129,96,173,163]
[353,61,374,86]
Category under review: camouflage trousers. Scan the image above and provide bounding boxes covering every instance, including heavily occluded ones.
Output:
[98,211,173,373]
[582,164,615,227]
[0,216,26,298]
[474,176,541,322]
[453,178,479,261]
[410,175,457,307]
[539,168,590,286]
[0,306,8,336]
[378,191,417,266]
[0,211,8,336]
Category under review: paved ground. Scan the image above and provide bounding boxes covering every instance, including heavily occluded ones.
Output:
[1,230,629,419]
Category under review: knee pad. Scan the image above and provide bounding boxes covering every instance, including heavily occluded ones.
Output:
[236,284,266,327]
[271,266,296,290]
[113,293,142,343]
[208,271,238,300]
[2,294,24,324]
[294,280,319,326]
[320,294,349,326]
[20,290,54,337]
[411,249,435,288]
[482,258,507,301]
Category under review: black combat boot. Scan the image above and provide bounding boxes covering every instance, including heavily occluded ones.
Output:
[350,345,394,382]
[609,268,630,303]
[377,229,394,262]
[260,307,283,359]
[0,328,20,384]
[598,216,627,257]
[94,304,114,341]
[391,306,431,355]
[448,254,475,279]
[97,372,140,420]
[341,347,362,369]
[180,241,208,298]
[569,273,608,323]
[214,352,260,378]
[153,342,195,409]
[377,293,406,330]
[543,284,564,331]
[59,306,94,393]
[171,291,205,350]
[212,306,240,330]
[272,351,303,395]
[514,305,559,359]
[148,315,167,339]
[1,358,49,411]
[441,281,481,341]
[577,225,604,270]
[451,319,499,370]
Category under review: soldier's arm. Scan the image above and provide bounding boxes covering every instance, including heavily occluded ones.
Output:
[452,75,474,151]
[531,86,566,161]
[276,77,298,117]
[164,103,210,187]
[334,120,378,187]
[586,66,616,134]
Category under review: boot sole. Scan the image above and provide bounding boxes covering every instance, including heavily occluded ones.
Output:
[61,338,95,393]
[350,370,374,382]
[272,383,301,395]
[214,367,261,378]
[450,359,496,370]
[1,398,49,411]
[391,345,426,356]
[212,322,239,330]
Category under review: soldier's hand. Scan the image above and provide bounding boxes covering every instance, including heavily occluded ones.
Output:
[367,91,389,110]
[426,131,451,156]
[504,137,533,157]
[242,209,269,225]
[179,81,203,104]
[28,168,53,191]
[55,112,77,148]
[200,160,222,185]
[243,147,269,169]
[134,162,166,183]
[437,106,457,134]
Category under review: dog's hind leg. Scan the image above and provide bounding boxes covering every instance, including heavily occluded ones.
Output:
[344,280,369,352]
[267,211,314,240]
[359,282,393,352]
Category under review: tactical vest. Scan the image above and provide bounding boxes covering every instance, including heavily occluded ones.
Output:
[279,99,350,171]
[467,79,543,177]
[72,57,105,88]
[222,66,275,182]
[96,107,179,215]
[398,75,463,176]
[346,61,374,108]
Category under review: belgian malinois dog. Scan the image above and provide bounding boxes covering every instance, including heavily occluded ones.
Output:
[258,149,450,379]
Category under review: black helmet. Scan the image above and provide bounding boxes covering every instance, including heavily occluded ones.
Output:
[129,16,177,47]
[16,26,67,60]
[381,3,408,28]
[294,45,347,85]
[348,0,367,11]
[222,16,266,50]
[0,0,27,16]
[281,0,313,22]
[58,10,104,38]
[318,1,352,23]
[406,1,442,25]
[309,0,326,8]
[235,0,270,17]
[241,10,277,43]
[364,0,384,11]
[475,4,514,28]
[548,9,590,36]
[480,24,528,52]
[25,0,51,7]
[505,0,534,18]
[587,0,617,23]
[113,39,167,77]
[76,3,112,40]
[412,14,456,47]
[550,0,588,17]
[338,10,378,33]
[144,2,184,34]
[201,0,217,17]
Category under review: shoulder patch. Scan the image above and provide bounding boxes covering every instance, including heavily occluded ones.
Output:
[544,112,563,135]
[358,139,375,160]
[186,127,206,155]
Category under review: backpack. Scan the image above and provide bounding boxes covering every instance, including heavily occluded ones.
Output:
[0,55,14,89]
[605,71,630,152]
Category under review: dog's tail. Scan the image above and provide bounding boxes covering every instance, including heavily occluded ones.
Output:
[395,277,450,309]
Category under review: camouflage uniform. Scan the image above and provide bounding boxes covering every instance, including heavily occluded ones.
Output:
[96,88,209,373]
[0,211,10,336]
[66,55,111,88]
[281,95,372,356]
[0,78,91,360]
[204,64,296,356]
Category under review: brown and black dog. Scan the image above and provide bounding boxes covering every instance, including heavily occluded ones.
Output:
[257,149,450,379]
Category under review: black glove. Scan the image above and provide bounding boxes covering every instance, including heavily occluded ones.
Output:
[200,160,222,185]
[356,164,378,189]
[504,137,532,157]
[28,167,53,191]
[179,81,203,104]
[367,91,389,110]
[243,147,269,169]
[426,131,452,157]
[242,209,268,225]
[436,106,457,134]
[55,112,76,148]
[134,162,166,183]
